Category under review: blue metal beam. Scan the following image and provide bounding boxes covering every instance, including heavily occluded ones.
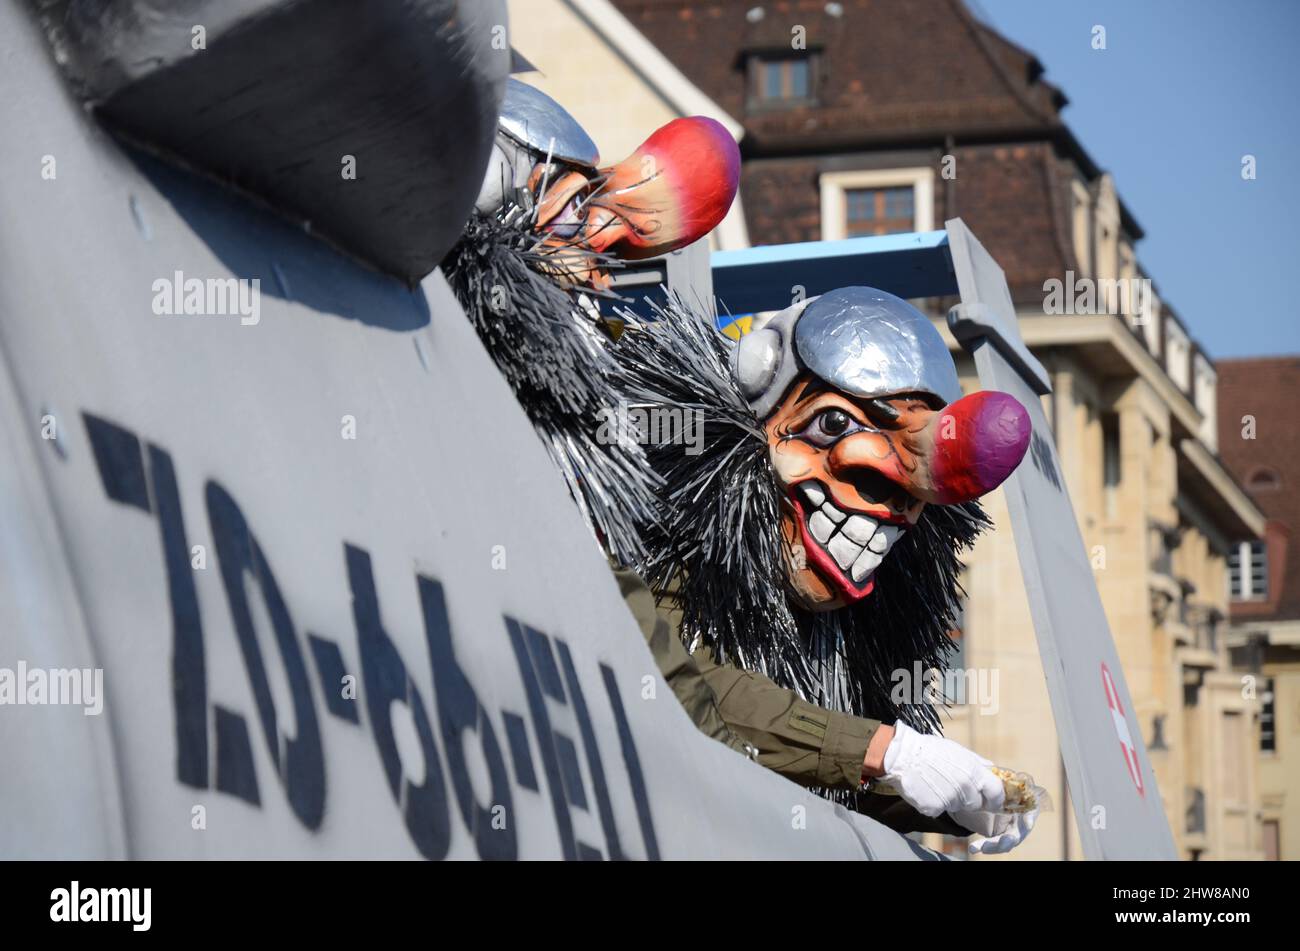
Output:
[710,231,957,317]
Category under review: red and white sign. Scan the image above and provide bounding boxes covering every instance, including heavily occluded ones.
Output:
[1101,662,1144,797]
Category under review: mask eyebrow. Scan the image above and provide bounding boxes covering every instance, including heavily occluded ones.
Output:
[792,379,899,422]
[789,381,930,427]
[865,397,900,422]
[792,377,837,407]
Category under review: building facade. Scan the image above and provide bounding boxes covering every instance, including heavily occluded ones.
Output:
[1219,357,1300,861]
[516,0,1269,858]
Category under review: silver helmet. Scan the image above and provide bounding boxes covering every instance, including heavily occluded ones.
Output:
[731,286,962,419]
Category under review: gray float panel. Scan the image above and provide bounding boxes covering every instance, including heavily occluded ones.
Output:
[946,218,1177,859]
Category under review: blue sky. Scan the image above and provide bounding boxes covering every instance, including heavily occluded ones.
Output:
[975,0,1300,359]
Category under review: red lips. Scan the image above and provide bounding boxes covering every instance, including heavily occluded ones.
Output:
[789,491,877,605]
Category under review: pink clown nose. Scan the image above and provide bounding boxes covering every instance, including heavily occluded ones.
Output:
[586,116,740,259]
[911,391,1031,505]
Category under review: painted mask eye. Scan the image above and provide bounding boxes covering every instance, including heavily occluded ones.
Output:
[820,409,851,435]
[545,196,586,238]
[798,407,867,448]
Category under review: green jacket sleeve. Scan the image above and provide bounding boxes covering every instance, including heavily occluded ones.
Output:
[610,565,752,757]
[611,562,971,837]
[611,561,872,787]
[693,647,973,837]
[689,644,878,790]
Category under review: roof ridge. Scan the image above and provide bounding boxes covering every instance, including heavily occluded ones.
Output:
[1216,355,1300,365]
[947,0,1058,127]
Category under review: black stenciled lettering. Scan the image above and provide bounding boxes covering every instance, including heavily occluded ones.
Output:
[505,617,580,860]
[207,481,325,829]
[346,544,452,860]
[83,413,209,790]
[418,576,517,860]
[149,445,212,790]
[600,664,660,861]
[556,640,626,860]
[84,411,648,861]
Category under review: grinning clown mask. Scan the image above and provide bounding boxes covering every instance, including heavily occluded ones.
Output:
[732,287,1031,612]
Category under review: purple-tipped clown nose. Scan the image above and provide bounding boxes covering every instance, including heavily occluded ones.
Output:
[920,391,1032,505]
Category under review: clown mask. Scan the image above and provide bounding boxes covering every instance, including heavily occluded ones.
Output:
[476,79,740,290]
[733,288,1032,612]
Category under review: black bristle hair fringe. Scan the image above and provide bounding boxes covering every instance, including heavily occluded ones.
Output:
[441,207,661,566]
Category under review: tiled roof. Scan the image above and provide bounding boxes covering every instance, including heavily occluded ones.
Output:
[610,0,1066,149]
[611,0,1094,303]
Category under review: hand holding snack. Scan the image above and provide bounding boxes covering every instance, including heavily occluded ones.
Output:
[953,766,1051,854]
[879,721,1006,818]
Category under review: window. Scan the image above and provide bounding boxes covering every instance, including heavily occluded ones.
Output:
[1102,412,1121,518]
[1229,541,1269,601]
[845,186,915,237]
[819,168,934,241]
[1264,820,1280,861]
[1261,677,1276,753]
[750,55,814,106]
[1165,317,1191,391]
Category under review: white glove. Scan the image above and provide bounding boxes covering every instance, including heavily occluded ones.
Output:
[952,806,1038,855]
[881,721,1005,818]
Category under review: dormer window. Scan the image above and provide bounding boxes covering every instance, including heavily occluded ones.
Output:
[749,53,816,108]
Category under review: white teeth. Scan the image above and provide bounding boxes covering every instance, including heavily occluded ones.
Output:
[809,510,836,544]
[821,503,846,524]
[827,533,863,570]
[869,524,903,554]
[840,514,877,545]
[801,493,908,585]
[851,548,883,583]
